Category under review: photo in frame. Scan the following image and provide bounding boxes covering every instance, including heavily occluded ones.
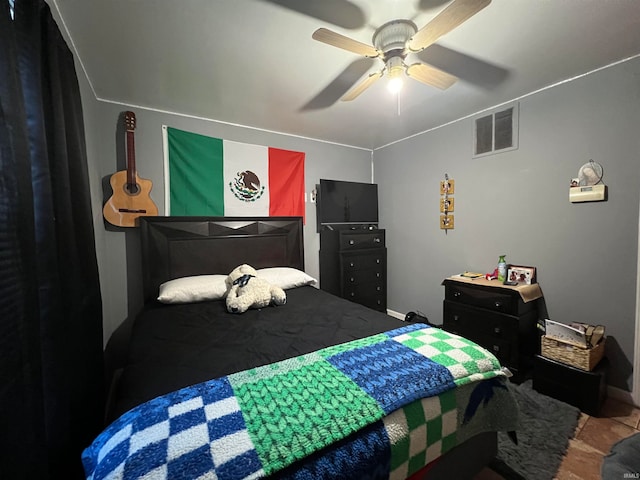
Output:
[440,179,455,195]
[440,197,455,213]
[440,215,454,229]
[506,265,537,285]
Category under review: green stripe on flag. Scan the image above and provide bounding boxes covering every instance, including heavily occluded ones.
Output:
[167,127,224,215]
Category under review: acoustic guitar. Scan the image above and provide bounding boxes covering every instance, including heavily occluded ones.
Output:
[103,111,158,227]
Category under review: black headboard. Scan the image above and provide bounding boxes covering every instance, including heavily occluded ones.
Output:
[139,216,304,302]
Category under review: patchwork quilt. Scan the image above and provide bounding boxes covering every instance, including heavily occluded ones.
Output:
[82,323,512,480]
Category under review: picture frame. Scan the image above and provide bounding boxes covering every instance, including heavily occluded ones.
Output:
[439,214,454,229]
[506,265,537,285]
[440,197,455,213]
[440,179,455,195]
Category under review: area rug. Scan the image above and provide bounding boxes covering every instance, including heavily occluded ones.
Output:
[489,380,581,480]
[602,432,640,478]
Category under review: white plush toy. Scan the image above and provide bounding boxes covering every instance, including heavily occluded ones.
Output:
[225,264,287,314]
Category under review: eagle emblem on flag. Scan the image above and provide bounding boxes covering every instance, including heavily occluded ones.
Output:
[230,170,265,202]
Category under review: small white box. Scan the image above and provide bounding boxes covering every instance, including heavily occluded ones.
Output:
[570,184,606,203]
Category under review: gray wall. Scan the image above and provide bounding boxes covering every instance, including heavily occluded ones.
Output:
[374,57,640,391]
[79,94,373,345]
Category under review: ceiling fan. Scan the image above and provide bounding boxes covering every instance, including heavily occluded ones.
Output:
[311,0,491,101]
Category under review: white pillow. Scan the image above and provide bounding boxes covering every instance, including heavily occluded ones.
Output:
[257,267,317,290]
[157,275,228,304]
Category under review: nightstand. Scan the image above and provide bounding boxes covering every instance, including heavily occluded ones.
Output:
[442,277,542,380]
[532,354,608,416]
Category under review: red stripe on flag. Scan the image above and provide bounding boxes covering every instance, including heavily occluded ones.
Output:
[268,148,305,222]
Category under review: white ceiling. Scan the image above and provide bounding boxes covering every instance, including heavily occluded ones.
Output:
[51,0,640,150]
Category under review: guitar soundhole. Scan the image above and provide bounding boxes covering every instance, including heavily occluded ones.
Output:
[124,183,141,195]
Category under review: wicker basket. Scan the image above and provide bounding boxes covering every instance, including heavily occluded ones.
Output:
[541,335,605,371]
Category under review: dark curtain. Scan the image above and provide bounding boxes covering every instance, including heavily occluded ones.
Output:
[0,0,104,478]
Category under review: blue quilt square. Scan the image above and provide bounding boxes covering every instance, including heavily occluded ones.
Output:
[131,403,170,433]
[92,438,131,480]
[200,377,235,404]
[167,444,215,480]
[122,439,169,479]
[327,339,454,414]
[216,449,263,480]
[207,410,246,441]
[170,407,207,435]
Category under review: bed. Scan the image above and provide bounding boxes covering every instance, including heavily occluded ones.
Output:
[83,216,519,480]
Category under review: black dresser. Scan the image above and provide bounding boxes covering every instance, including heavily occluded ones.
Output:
[442,277,542,379]
[319,228,386,312]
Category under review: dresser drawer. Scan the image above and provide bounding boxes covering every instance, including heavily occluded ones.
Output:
[343,281,385,301]
[339,231,385,250]
[341,249,386,271]
[342,268,384,285]
[444,282,533,315]
[443,301,519,339]
[344,283,386,312]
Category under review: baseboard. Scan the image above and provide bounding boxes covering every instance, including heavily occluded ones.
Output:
[607,384,640,408]
[386,308,404,320]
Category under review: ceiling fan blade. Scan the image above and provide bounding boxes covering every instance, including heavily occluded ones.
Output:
[406,63,457,90]
[416,44,509,89]
[262,0,366,29]
[408,0,491,52]
[313,28,379,58]
[342,71,383,101]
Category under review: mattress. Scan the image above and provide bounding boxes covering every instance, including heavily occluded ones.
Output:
[87,285,518,480]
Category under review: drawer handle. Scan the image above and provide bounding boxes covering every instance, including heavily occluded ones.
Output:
[350,262,355,267]
[453,315,459,321]
[349,277,355,282]
[492,345,500,352]
[453,291,461,298]
[350,292,355,297]
[377,300,381,305]
[376,286,381,291]
[494,327,501,334]
[349,240,355,245]
[376,259,380,264]
[494,301,503,309]
[376,272,381,278]
[374,237,381,243]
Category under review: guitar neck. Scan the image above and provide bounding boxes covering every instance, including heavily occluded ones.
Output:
[126,129,137,187]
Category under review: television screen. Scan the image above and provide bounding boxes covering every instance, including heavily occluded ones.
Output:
[318,179,378,225]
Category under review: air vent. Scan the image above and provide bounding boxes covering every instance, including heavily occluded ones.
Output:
[473,103,519,157]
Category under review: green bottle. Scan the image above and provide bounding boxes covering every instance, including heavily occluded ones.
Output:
[498,255,507,282]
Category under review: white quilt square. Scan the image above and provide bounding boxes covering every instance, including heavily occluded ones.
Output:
[210,429,254,466]
[169,396,204,418]
[409,424,427,457]
[204,396,241,421]
[167,423,210,461]
[129,420,170,455]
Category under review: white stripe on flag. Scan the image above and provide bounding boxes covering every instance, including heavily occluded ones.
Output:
[223,140,270,216]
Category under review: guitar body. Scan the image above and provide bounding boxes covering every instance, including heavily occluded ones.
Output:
[103,171,158,227]
[103,111,159,227]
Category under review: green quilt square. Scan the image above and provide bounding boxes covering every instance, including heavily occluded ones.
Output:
[401,337,428,349]
[426,417,443,446]
[408,450,427,475]
[232,360,384,474]
[389,435,410,470]
[442,432,457,452]
[404,399,427,431]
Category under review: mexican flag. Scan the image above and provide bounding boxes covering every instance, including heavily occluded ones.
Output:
[163,127,305,221]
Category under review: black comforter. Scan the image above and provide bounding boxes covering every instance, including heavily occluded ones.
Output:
[109,286,405,421]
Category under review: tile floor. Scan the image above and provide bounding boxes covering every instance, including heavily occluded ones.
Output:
[474,396,640,480]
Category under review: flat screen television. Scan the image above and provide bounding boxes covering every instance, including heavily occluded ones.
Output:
[317,179,378,226]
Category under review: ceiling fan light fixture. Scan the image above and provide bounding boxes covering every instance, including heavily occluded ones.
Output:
[386,56,405,94]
